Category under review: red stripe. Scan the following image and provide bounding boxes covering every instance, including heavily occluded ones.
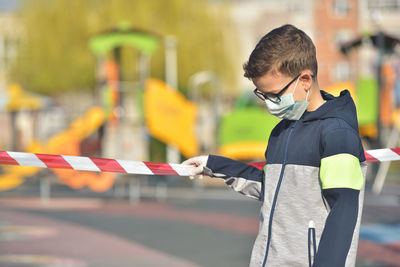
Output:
[248,162,266,170]
[143,162,179,176]
[364,152,379,162]
[0,151,19,165]
[90,157,127,173]
[390,147,400,155]
[36,153,73,169]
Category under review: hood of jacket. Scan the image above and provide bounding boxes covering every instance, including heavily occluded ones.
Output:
[302,90,359,132]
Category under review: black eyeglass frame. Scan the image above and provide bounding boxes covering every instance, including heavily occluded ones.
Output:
[253,74,302,104]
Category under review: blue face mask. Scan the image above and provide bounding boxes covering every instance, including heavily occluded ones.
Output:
[264,77,310,120]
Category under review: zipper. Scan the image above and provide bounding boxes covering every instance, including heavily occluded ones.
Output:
[308,220,316,267]
[262,121,297,267]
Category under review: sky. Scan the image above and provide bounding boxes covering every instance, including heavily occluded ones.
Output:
[0,0,19,12]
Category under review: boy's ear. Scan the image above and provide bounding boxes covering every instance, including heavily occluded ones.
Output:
[300,73,313,90]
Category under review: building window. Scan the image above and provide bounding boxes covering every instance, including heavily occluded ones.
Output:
[333,62,352,81]
[287,0,306,13]
[368,0,400,11]
[0,36,18,70]
[334,30,353,46]
[332,0,350,16]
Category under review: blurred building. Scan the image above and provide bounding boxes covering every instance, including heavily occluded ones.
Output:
[362,0,400,34]
[314,0,359,89]
[230,0,314,89]
[358,0,400,77]
[0,1,20,92]
[231,0,400,90]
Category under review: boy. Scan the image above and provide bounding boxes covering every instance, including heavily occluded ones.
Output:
[183,24,366,267]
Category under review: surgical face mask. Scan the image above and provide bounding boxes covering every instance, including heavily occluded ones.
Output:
[264,77,310,120]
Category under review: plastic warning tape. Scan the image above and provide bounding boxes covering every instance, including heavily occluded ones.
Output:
[0,148,397,176]
[0,151,193,176]
[364,147,400,163]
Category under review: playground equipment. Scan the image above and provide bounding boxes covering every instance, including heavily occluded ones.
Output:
[218,106,279,160]
[89,25,201,199]
[323,78,379,139]
[216,91,280,161]
[372,62,400,194]
[0,25,199,201]
[0,106,111,192]
[89,25,191,162]
[340,31,400,194]
[0,83,47,190]
[89,24,159,114]
[0,83,48,151]
[144,78,198,158]
[89,24,161,162]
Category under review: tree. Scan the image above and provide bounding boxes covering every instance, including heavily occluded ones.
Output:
[11,0,240,96]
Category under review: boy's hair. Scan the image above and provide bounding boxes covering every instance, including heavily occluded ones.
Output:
[243,24,318,79]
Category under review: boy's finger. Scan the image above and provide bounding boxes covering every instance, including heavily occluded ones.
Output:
[193,166,204,175]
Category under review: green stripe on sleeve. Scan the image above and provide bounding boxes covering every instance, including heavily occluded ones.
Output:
[320,153,364,190]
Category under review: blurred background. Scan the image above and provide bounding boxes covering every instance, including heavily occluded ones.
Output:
[0,0,399,266]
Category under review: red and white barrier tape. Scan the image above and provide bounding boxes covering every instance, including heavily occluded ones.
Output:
[364,147,400,162]
[0,151,193,176]
[0,148,397,176]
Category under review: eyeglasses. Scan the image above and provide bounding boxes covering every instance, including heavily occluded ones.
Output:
[253,74,301,103]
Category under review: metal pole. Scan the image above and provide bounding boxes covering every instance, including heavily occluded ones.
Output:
[165,35,180,164]
[114,46,123,110]
[162,36,180,200]
[139,53,150,161]
[376,31,384,147]
[129,177,140,204]
[188,71,221,153]
[40,176,50,204]
[165,36,178,91]
[373,122,400,195]
[10,111,17,151]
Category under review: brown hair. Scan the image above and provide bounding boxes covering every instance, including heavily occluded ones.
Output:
[243,24,318,79]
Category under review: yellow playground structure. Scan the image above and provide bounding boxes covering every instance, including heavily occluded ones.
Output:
[0,105,113,192]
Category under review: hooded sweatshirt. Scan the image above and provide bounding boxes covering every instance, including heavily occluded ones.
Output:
[204,90,366,267]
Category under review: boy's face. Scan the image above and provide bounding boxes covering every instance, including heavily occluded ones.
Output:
[252,70,305,102]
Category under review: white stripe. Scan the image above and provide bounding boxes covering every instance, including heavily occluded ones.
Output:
[7,152,47,168]
[169,164,194,176]
[116,160,154,175]
[62,155,101,172]
[367,149,400,162]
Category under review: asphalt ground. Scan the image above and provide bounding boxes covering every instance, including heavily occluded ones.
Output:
[0,186,399,267]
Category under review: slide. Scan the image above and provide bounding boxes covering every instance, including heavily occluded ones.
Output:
[0,106,115,192]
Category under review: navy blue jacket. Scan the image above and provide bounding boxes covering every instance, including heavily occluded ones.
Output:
[205,90,366,266]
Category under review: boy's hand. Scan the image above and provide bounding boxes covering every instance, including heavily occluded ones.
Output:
[181,155,209,179]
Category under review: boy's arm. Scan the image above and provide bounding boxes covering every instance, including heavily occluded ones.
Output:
[205,155,265,201]
[182,155,264,200]
[313,128,364,267]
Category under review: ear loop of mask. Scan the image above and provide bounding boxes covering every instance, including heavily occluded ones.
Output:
[292,76,300,95]
[293,75,311,102]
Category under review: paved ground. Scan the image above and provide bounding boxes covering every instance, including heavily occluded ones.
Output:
[0,186,399,267]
